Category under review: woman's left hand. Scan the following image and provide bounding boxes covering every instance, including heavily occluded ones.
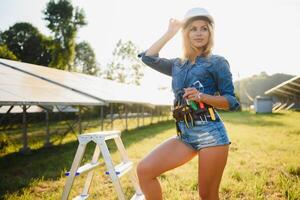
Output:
[183,87,202,102]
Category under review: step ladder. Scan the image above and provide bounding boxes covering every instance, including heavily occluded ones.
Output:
[61,130,145,200]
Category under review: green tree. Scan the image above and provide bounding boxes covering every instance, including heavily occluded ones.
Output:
[0,45,18,60]
[43,0,86,71]
[0,23,52,65]
[0,30,3,43]
[103,40,144,85]
[74,41,99,75]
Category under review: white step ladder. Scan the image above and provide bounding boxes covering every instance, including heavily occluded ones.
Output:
[61,130,145,200]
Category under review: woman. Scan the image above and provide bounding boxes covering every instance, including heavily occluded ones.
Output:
[137,7,240,200]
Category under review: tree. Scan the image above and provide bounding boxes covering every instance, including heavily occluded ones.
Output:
[43,0,86,71]
[0,45,18,60]
[103,40,144,85]
[0,22,52,65]
[74,41,99,75]
[104,60,127,83]
[0,30,3,44]
[234,72,294,105]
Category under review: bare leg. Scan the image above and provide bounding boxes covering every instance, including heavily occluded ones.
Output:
[198,145,229,200]
[137,137,197,200]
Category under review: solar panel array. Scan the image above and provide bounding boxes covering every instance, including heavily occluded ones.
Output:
[0,63,102,106]
[264,75,300,98]
[0,58,173,106]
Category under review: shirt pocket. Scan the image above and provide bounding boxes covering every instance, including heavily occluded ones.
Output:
[172,61,186,76]
[190,67,214,90]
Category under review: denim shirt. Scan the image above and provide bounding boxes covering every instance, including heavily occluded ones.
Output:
[138,52,240,111]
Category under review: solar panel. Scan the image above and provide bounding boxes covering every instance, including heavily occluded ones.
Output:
[265,75,300,97]
[0,64,103,106]
[75,72,173,106]
[0,59,173,106]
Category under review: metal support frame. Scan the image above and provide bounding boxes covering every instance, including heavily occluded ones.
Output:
[125,105,128,131]
[20,105,31,154]
[110,103,114,130]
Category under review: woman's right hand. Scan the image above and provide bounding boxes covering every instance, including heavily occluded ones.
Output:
[145,18,183,57]
[166,18,183,37]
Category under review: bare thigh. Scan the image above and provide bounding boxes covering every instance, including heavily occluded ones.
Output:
[138,137,198,178]
[198,145,229,195]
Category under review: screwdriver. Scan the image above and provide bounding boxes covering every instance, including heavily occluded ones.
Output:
[188,100,198,111]
[208,107,216,121]
[199,102,205,109]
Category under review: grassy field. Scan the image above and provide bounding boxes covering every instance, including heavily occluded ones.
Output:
[0,111,299,200]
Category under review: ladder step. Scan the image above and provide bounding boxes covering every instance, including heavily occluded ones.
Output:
[62,129,144,200]
[79,130,121,141]
[105,161,133,178]
[65,162,102,176]
[73,194,89,200]
[130,193,145,200]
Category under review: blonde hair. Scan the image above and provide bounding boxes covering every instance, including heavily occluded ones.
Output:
[181,16,214,63]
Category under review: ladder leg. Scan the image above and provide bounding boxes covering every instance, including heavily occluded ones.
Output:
[114,137,143,195]
[62,143,87,200]
[114,136,129,161]
[98,140,126,200]
[81,144,101,196]
[128,170,143,195]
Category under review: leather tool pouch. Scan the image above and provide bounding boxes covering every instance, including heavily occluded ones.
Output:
[172,104,193,122]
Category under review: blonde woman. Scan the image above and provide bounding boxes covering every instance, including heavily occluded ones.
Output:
[137,7,240,200]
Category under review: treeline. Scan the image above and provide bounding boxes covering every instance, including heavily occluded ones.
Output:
[0,0,144,85]
[234,71,294,105]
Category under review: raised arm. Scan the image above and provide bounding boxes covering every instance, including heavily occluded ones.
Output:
[138,19,183,76]
[146,19,183,56]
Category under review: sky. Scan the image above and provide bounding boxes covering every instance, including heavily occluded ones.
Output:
[0,0,300,90]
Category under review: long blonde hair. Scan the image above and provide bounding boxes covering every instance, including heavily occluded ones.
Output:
[181,16,214,63]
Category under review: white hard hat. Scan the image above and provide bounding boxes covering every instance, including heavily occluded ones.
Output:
[183,7,214,24]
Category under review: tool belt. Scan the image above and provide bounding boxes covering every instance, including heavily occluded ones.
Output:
[172,102,218,135]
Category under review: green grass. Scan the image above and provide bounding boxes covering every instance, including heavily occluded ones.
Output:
[0,111,299,199]
[0,115,170,155]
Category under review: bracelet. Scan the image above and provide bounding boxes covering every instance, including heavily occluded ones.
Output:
[197,92,204,101]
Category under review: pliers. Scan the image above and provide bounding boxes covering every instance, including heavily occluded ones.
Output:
[182,106,194,128]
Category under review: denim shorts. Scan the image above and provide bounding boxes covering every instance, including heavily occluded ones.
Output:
[175,120,231,151]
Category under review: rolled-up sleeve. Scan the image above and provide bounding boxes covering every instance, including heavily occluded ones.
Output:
[212,57,240,111]
[138,51,173,76]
